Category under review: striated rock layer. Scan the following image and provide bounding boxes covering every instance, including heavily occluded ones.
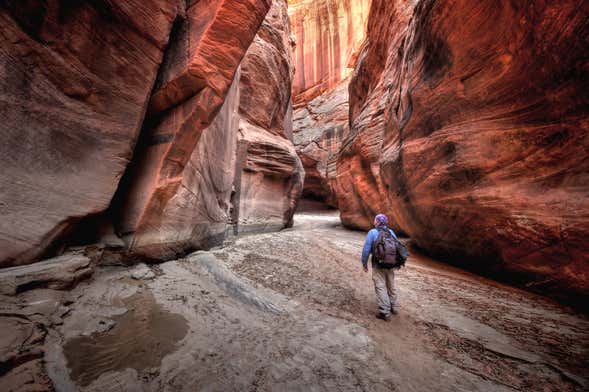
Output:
[112,0,272,259]
[0,0,307,266]
[0,0,184,266]
[335,0,415,231]
[338,0,589,299]
[293,79,349,207]
[288,0,371,104]
[236,0,304,234]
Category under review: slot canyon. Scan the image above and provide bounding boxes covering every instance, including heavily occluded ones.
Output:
[0,0,588,391]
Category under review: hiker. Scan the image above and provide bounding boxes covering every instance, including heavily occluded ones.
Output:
[361,213,401,321]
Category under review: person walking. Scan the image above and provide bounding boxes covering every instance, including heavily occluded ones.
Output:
[361,213,400,321]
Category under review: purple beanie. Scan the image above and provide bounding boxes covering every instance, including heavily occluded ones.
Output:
[375,214,388,227]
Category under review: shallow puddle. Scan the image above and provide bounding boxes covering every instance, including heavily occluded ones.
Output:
[63,288,188,387]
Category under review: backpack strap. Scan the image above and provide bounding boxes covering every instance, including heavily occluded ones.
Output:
[376,226,391,237]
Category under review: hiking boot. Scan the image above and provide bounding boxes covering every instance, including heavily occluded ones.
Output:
[376,313,391,321]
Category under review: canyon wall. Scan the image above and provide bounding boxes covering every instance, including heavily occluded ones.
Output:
[335,0,414,230]
[111,0,272,260]
[288,0,371,104]
[236,0,304,234]
[0,0,185,266]
[0,0,303,267]
[290,0,371,206]
[293,79,349,206]
[338,0,589,298]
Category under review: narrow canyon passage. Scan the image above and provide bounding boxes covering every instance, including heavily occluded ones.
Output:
[1,0,588,390]
[13,203,584,391]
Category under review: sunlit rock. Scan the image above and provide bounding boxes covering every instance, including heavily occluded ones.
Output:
[337,0,589,297]
[288,0,371,104]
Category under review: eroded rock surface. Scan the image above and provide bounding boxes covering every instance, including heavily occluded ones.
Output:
[334,0,415,231]
[0,0,275,265]
[293,79,349,206]
[236,123,304,233]
[0,289,70,391]
[115,69,242,260]
[289,0,371,207]
[0,0,183,267]
[113,0,272,259]
[288,0,371,104]
[1,0,308,266]
[338,0,589,299]
[235,0,304,234]
[0,254,92,296]
[239,0,294,139]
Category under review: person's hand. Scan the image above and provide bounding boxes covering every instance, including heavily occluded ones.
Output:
[363,265,368,273]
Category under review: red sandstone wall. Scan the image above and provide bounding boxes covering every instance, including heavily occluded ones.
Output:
[0,0,307,265]
[0,0,185,266]
[236,0,304,234]
[293,79,349,206]
[288,0,371,104]
[338,0,589,299]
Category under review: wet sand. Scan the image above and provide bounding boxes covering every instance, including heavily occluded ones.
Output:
[63,287,188,387]
[4,209,588,391]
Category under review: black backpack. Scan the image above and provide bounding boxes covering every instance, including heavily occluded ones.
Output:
[372,228,409,269]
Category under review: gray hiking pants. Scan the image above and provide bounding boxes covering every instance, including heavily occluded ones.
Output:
[372,265,398,316]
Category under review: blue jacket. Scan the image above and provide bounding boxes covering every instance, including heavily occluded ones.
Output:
[361,227,398,267]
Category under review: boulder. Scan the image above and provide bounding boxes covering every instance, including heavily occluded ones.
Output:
[0,254,92,295]
[339,0,589,298]
[130,263,156,281]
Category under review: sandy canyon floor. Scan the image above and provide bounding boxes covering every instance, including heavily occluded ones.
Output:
[2,206,588,391]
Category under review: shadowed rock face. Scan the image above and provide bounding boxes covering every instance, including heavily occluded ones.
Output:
[293,79,349,207]
[237,0,304,233]
[289,0,371,207]
[288,0,371,104]
[113,0,272,259]
[115,69,242,259]
[339,0,589,298]
[0,0,183,266]
[0,0,302,265]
